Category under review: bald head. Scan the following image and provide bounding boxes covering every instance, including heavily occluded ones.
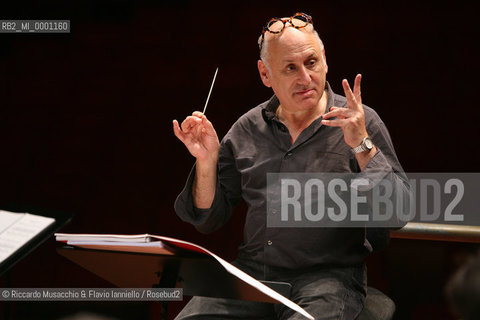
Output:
[256,22,328,114]
[258,24,324,65]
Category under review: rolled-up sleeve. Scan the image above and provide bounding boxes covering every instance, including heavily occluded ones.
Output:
[356,116,412,229]
[174,133,242,234]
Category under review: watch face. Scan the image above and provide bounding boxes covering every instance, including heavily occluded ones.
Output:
[364,137,373,149]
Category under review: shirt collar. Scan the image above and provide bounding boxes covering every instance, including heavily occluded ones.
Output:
[261,81,335,123]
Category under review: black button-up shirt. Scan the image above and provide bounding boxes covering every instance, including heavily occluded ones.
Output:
[175,83,408,269]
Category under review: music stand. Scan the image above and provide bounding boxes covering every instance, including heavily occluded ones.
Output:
[0,204,73,276]
[57,246,292,320]
[0,204,73,320]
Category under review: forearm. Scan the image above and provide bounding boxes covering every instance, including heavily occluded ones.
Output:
[356,146,377,171]
[192,155,218,209]
[356,146,411,228]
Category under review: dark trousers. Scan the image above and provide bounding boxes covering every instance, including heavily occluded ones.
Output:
[175,257,366,320]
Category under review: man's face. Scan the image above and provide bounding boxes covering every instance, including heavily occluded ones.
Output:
[258,27,328,112]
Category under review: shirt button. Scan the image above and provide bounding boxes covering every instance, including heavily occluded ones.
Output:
[286,152,293,157]
[267,240,273,246]
[271,209,277,214]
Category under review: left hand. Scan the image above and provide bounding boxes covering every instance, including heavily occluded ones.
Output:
[321,74,368,148]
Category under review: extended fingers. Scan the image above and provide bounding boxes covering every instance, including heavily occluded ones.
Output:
[342,79,354,101]
[321,118,348,127]
[323,107,354,119]
[353,74,362,102]
[342,76,362,110]
[322,104,364,129]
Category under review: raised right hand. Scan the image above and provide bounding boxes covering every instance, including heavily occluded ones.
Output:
[173,111,220,162]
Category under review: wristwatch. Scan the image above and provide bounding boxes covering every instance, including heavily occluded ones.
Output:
[351,137,374,154]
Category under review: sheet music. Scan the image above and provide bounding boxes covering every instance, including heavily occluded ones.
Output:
[56,233,314,319]
[56,233,151,243]
[207,249,314,319]
[0,211,55,262]
[149,235,315,319]
[0,210,24,234]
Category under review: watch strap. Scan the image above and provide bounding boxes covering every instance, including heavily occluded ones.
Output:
[351,137,372,154]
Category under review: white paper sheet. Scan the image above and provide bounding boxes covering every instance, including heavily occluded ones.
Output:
[56,233,314,319]
[0,211,55,262]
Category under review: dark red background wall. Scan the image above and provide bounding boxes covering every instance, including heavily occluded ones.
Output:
[0,1,479,319]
